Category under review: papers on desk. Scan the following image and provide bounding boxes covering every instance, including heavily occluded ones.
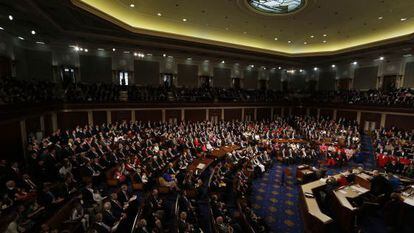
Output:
[338,189,347,194]
[350,185,369,194]
[403,198,414,206]
[197,163,206,170]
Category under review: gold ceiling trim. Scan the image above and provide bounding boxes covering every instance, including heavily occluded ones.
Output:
[71,0,414,57]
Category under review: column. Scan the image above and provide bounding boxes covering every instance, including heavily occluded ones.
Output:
[221,108,225,121]
[241,108,245,121]
[333,109,337,121]
[162,109,166,123]
[253,108,257,121]
[87,111,93,125]
[316,109,321,119]
[20,120,27,161]
[51,112,58,132]
[40,116,45,132]
[270,108,274,120]
[131,110,136,122]
[181,109,185,122]
[206,109,209,121]
[356,111,361,124]
[380,113,386,128]
[106,110,111,124]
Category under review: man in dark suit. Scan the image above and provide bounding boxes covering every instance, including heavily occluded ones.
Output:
[370,170,392,197]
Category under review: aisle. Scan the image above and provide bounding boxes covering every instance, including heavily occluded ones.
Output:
[250,164,303,233]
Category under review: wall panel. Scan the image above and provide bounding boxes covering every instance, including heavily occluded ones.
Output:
[178,64,198,88]
[93,111,107,125]
[80,55,112,83]
[224,109,242,121]
[257,108,271,121]
[337,111,357,121]
[213,67,231,88]
[111,111,131,123]
[403,62,414,88]
[353,66,378,89]
[134,60,160,86]
[57,112,88,130]
[135,110,162,122]
[185,109,206,122]
[385,114,414,130]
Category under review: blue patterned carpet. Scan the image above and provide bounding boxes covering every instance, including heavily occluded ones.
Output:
[250,164,303,233]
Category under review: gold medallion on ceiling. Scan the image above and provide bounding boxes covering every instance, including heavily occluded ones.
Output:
[238,0,311,17]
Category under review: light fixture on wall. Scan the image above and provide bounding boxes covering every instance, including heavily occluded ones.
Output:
[18,36,24,40]
[331,64,336,68]
[8,15,13,21]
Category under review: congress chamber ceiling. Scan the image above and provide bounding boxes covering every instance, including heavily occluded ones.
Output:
[72,0,414,56]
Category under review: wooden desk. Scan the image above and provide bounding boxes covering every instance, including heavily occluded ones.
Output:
[210,145,240,158]
[187,158,214,174]
[296,165,316,184]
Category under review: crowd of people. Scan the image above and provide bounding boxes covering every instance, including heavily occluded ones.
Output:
[1,78,414,107]
[0,114,413,232]
[374,127,414,178]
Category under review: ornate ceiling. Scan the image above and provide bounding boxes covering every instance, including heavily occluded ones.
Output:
[72,0,414,56]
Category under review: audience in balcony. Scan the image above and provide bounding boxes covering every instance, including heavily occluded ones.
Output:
[2,78,413,107]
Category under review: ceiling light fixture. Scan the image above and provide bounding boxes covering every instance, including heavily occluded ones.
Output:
[288,40,292,44]
[133,52,138,56]
[323,34,327,37]
[80,48,83,51]
[310,35,314,38]
[278,66,282,70]
[221,60,225,63]
[274,37,278,41]
[331,64,336,68]
[401,18,408,21]
[18,36,24,40]
[0,26,4,30]
[162,54,166,57]
[304,42,307,45]
[352,61,358,65]
[322,40,327,43]
[112,48,116,51]
[130,4,135,8]
[182,18,187,22]
[74,46,80,51]
[378,16,383,20]
[31,30,36,35]
[379,56,384,60]
[157,13,162,16]
[313,67,318,71]
[84,49,88,52]
[36,41,45,45]
[8,15,13,21]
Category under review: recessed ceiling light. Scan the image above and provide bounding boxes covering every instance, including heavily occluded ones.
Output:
[74,46,80,51]
[18,36,24,40]
[288,40,292,43]
[352,61,358,65]
[378,16,383,20]
[112,48,116,51]
[182,18,187,22]
[274,37,278,40]
[0,26,4,30]
[36,41,45,45]
[8,15,13,21]
[163,53,166,57]
[299,69,303,72]
[84,49,88,52]
[313,67,318,71]
[322,40,327,43]
[278,66,282,70]
[31,30,36,35]
[80,48,83,51]
[133,52,138,56]
[250,65,254,67]
[130,4,135,7]
[157,12,162,16]
[401,18,408,21]
[379,56,384,60]
[323,34,327,37]
[304,41,307,45]
[331,64,336,68]
[310,35,314,38]
[221,60,225,63]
